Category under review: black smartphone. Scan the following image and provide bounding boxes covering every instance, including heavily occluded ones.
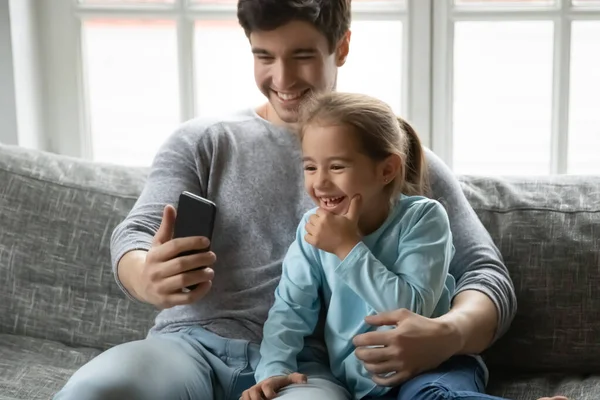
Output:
[173,191,217,290]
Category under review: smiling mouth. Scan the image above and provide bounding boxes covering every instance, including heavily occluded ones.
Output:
[319,195,346,210]
[273,89,310,103]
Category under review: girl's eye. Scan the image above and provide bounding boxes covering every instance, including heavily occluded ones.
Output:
[331,165,345,171]
[304,165,317,171]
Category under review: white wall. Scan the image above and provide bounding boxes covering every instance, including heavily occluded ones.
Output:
[0,0,18,145]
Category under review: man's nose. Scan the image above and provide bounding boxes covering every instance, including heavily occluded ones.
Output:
[272,59,297,90]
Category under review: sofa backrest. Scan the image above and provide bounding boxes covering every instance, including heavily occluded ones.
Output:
[459,176,600,373]
[1,144,599,372]
[0,144,156,350]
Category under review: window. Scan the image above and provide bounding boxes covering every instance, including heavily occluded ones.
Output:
[36,0,600,174]
[40,0,413,167]
[432,0,600,175]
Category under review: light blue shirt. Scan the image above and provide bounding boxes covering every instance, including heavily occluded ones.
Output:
[255,195,456,399]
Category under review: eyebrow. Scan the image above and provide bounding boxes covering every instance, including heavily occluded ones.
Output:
[302,156,354,163]
[251,48,318,56]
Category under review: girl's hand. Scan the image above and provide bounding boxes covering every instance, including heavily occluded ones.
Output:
[241,373,308,400]
[305,195,362,260]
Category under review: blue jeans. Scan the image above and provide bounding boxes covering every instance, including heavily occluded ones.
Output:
[53,325,348,400]
[375,355,509,400]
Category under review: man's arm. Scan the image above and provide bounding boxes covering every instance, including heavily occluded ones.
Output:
[425,147,517,343]
[110,119,217,304]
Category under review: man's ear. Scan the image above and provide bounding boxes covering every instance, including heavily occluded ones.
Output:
[336,30,351,67]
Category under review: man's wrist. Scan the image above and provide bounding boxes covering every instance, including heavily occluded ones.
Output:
[435,310,467,356]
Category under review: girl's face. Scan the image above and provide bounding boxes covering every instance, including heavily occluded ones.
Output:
[301,123,398,232]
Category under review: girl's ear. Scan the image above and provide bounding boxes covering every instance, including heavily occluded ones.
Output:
[381,154,402,185]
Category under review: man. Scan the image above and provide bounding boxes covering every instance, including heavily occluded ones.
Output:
[54,1,565,399]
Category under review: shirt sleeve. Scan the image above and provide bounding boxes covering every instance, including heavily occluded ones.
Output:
[109,121,215,301]
[334,201,454,317]
[424,148,517,341]
[255,216,323,382]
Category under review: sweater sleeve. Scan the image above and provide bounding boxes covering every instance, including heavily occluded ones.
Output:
[424,148,517,341]
[109,119,216,301]
[255,216,322,382]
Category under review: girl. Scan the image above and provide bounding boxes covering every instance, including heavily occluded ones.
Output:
[242,92,504,400]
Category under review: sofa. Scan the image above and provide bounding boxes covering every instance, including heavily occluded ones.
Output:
[0,142,598,400]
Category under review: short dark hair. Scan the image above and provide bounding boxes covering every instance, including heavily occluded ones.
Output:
[237,0,351,52]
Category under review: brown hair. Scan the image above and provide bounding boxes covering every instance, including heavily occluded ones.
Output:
[298,92,429,199]
[237,0,351,52]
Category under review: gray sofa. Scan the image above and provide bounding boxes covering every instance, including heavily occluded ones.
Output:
[0,142,598,400]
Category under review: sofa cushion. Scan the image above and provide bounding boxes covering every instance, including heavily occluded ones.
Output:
[459,176,600,373]
[0,334,101,399]
[0,144,156,350]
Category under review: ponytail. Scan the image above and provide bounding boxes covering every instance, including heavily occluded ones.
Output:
[397,117,429,197]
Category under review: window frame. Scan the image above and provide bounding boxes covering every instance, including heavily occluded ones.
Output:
[431,0,600,173]
[37,0,431,159]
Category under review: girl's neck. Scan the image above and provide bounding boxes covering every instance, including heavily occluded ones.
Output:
[358,196,392,236]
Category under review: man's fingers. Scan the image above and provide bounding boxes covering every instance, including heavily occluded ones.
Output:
[364,308,410,327]
[150,236,210,263]
[158,281,212,308]
[354,345,395,363]
[363,360,401,375]
[371,370,412,387]
[161,251,216,276]
[161,267,215,292]
[353,330,393,348]
[153,205,176,246]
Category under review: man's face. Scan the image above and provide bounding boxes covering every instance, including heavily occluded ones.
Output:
[249,20,349,126]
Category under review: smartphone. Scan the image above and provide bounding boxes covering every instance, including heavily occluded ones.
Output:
[173,191,217,290]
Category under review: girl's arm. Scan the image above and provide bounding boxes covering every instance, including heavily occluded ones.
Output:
[255,215,323,382]
[334,200,454,316]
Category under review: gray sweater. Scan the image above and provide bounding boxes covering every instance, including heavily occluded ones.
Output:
[110,109,517,344]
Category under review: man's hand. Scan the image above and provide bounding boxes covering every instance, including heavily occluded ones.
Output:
[304,195,362,260]
[353,308,462,386]
[122,205,216,309]
[241,373,307,400]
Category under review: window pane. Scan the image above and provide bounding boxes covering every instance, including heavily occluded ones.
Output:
[568,21,600,174]
[572,0,600,5]
[338,20,403,114]
[455,0,554,5]
[83,20,180,166]
[191,0,403,4]
[452,21,554,175]
[79,0,174,4]
[194,20,264,116]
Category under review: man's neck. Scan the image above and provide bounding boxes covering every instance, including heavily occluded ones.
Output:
[256,103,299,132]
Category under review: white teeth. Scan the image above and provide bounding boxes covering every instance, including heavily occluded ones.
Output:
[321,196,344,207]
[277,91,304,101]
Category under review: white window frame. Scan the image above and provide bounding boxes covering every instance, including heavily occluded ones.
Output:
[431,0,600,173]
[35,0,432,158]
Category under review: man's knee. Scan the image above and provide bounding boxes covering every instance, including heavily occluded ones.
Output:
[54,336,213,400]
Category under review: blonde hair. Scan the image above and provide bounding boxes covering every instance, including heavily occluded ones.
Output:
[298,92,428,199]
